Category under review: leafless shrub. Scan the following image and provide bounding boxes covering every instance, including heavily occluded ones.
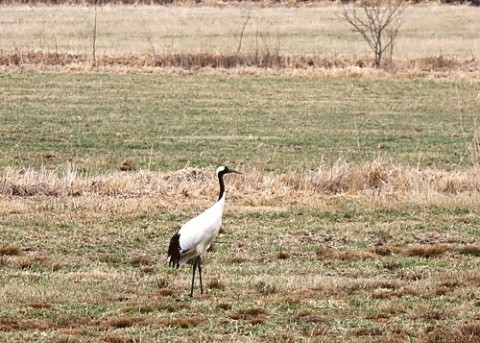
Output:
[340,0,407,68]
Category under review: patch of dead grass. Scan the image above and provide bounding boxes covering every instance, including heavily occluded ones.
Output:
[0,245,22,256]
[2,164,480,209]
[152,316,203,329]
[103,334,136,343]
[127,254,152,266]
[156,288,179,298]
[402,244,450,259]
[103,317,144,329]
[294,310,329,325]
[229,307,268,324]
[207,277,225,290]
[424,322,480,343]
[316,246,376,261]
[26,302,54,309]
[457,245,480,257]
[352,326,385,337]
[254,281,278,295]
[371,245,400,256]
[216,302,232,311]
[0,49,479,80]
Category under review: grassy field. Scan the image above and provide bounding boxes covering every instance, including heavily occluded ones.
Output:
[1,72,480,343]
[1,167,480,342]
[1,73,479,172]
[1,3,480,343]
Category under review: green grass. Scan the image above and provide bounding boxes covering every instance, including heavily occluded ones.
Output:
[0,73,479,172]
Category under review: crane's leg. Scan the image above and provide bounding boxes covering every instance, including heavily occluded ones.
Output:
[190,257,198,297]
[198,256,203,295]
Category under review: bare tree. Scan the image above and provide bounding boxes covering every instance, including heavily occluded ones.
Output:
[341,0,407,68]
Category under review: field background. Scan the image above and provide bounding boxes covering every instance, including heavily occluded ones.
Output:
[0,5,479,59]
[1,3,480,343]
[0,4,480,75]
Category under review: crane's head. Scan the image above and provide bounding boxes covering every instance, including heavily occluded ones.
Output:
[216,165,243,177]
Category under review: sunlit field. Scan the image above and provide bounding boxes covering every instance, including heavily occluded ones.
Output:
[1,4,480,77]
[1,3,480,343]
[1,5,479,59]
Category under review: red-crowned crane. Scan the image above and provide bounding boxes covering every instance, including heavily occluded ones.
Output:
[167,165,242,297]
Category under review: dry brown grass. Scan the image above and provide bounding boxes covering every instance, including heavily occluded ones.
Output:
[457,245,480,256]
[423,322,480,343]
[0,162,479,201]
[1,162,480,212]
[0,245,22,256]
[403,244,450,259]
[1,49,479,79]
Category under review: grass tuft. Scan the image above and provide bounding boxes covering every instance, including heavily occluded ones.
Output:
[207,277,225,290]
[254,281,277,295]
[128,254,152,266]
[277,250,290,260]
[352,326,385,337]
[216,303,232,311]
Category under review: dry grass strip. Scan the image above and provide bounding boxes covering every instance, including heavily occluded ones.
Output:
[1,161,480,200]
[1,50,479,79]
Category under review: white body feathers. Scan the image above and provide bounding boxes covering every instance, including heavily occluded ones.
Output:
[175,195,226,266]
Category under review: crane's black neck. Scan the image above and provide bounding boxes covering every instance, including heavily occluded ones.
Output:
[217,171,227,201]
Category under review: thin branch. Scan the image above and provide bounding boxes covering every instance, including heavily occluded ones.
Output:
[237,10,251,55]
[92,0,98,69]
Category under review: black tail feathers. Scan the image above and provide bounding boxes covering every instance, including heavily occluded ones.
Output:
[168,233,181,268]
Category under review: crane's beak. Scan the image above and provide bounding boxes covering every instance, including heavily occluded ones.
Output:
[229,168,243,175]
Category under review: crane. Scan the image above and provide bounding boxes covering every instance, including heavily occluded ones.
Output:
[167,165,242,297]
